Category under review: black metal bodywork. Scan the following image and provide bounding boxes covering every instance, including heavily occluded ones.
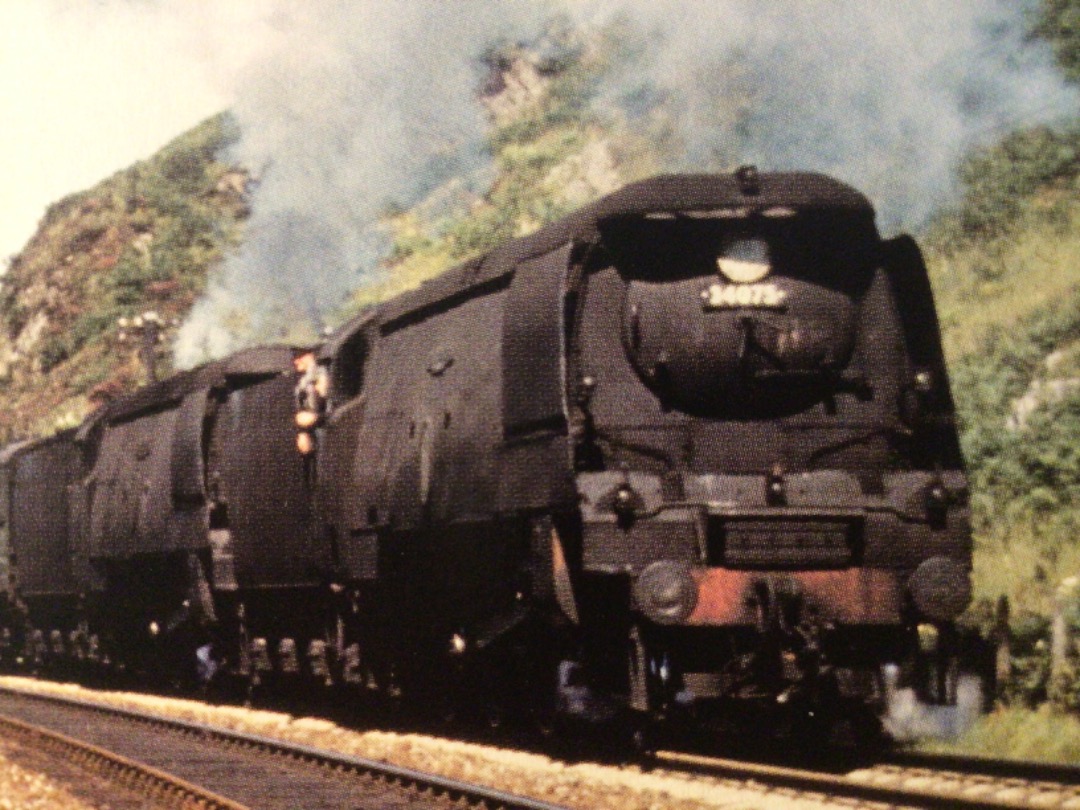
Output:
[307,172,971,722]
[0,432,82,664]
[0,347,316,669]
[0,172,972,732]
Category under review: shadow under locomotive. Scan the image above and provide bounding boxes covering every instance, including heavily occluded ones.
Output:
[0,169,975,746]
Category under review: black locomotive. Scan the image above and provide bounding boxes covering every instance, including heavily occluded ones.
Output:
[0,170,973,739]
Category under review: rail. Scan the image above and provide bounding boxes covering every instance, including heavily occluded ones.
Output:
[0,684,570,810]
[656,749,1080,809]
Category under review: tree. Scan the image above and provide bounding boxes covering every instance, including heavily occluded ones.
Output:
[1033,0,1080,83]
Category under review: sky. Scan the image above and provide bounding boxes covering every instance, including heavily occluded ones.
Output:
[0,1,272,261]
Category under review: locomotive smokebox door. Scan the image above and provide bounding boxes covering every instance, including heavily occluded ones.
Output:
[618,213,864,416]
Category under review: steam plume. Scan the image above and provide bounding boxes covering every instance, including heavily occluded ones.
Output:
[175,0,1077,365]
[175,1,550,364]
[580,0,1077,229]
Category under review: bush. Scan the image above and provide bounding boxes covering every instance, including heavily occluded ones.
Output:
[931,125,1080,244]
[1032,0,1080,84]
[0,110,244,441]
[37,334,70,373]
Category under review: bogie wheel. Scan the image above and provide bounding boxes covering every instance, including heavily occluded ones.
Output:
[631,721,657,758]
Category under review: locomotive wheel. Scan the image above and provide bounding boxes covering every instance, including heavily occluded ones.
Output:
[531,649,564,739]
[814,702,886,756]
[482,696,506,730]
[629,718,659,758]
[431,662,466,726]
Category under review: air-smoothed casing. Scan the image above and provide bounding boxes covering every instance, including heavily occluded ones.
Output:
[77,346,315,591]
[312,173,969,645]
[1,432,80,601]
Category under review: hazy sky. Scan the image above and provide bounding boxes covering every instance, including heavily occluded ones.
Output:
[0,1,277,261]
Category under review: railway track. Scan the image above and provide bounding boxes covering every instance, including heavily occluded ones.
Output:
[0,685,569,810]
[0,712,244,809]
[6,679,1080,809]
[656,748,1080,809]
[885,748,1080,786]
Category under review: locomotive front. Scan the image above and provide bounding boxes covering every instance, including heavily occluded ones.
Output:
[562,170,971,734]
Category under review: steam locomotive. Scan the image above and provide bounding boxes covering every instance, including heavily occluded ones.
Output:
[0,170,973,741]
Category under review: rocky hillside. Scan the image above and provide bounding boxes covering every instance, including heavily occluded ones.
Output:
[0,34,647,443]
[346,36,665,314]
[923,122,1080,620]
[0,114,247,440]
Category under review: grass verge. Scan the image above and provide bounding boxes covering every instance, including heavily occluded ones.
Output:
[917,705,1080,764]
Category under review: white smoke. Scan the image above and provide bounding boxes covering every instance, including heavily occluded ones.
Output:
[174,0,1077,365]
[574,0,1078,229]
[881,664,984,741]
[175,1,552,365]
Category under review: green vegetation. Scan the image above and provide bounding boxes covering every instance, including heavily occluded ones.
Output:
[1033,0,1080,84]
[903,3,1080,738]
[919,705,1080,763]
[347,28,670,314]
[348,47,606,311]
[921,126,1080,720]
[933,125,1080,243]
[0,112,245,439]
[923,124,1080,618]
